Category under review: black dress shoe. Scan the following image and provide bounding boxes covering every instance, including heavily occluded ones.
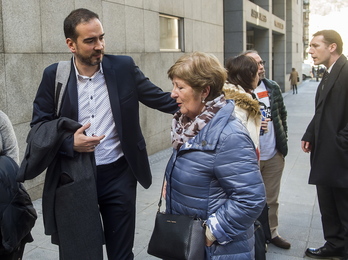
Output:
[305,246,344,259]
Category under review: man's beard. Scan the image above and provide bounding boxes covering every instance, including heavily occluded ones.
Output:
[259,72,265,79]
[257,72,265,86]
[77,50,104,66]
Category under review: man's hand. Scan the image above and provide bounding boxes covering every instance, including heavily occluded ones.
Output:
[261,118,271,133]
[73,123,105,153]
[301,141,312,153]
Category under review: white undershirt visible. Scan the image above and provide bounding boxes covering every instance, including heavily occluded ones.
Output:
[74,62,123,165]
[327,61,335,73]
[253,81,277,160]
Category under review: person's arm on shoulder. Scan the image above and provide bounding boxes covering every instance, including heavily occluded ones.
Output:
[0,111,19,164]
[130,58,178,114]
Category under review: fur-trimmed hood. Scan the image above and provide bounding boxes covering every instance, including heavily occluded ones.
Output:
[223,83,260,118]
[223,83,261,152]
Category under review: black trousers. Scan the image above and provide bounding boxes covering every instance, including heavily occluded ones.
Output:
[317,185,348,256]
[292,84,297,93]
[97,157,137,260]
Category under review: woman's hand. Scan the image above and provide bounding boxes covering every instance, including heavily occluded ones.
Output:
[205,225,216,247]
[206,237,214,247]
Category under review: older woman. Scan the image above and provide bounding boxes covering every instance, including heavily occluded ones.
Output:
[223,55,262,157]
[165,52,266,259]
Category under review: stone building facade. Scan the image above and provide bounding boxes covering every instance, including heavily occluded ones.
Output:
[0,0,224,198]
[224,0,304,91]
[0,0,303,199]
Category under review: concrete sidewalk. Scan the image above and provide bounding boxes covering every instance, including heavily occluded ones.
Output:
[23,79,325,259]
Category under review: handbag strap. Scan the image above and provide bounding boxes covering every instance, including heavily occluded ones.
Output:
[158,174,203,223]
[157,174,166,212]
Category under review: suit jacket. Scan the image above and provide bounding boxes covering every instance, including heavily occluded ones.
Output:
[32,55,178,189]
[302,55,348,187]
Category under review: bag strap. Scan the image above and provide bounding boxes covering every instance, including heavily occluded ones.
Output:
[157,174,166,212]
[54,61,71,117]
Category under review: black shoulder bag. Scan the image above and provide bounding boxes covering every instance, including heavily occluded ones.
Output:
[147,176,206,260]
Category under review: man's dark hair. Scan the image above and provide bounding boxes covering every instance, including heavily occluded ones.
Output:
[225,55,259,93]
[64,8,99,41]
[313,30,343,55]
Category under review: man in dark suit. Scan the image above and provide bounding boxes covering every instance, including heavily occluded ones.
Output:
[31,8,177,260]
[302,30,348,260]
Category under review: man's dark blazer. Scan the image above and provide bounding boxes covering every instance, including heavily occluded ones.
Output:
[302,55,348,188]
[31,54,178,189]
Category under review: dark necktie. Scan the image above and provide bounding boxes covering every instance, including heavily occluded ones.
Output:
[321,71,329,90]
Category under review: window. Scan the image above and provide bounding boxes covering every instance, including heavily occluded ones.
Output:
[246,30,254,50]
[160,14,184,51]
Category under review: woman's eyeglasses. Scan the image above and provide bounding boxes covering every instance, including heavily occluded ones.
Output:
[258,61,266,66]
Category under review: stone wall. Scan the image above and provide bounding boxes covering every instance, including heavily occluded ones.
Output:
[0,0,224,199]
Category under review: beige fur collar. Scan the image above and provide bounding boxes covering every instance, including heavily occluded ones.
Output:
[223,87,261,117]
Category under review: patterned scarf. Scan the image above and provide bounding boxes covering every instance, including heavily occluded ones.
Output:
[171,94,226,150]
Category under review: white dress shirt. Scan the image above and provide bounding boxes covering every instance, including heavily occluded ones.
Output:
[74,62,123,165]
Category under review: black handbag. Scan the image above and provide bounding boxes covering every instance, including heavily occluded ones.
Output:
[147,177,205,260]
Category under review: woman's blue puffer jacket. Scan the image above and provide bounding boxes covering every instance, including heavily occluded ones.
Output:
[165,100,266,260]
